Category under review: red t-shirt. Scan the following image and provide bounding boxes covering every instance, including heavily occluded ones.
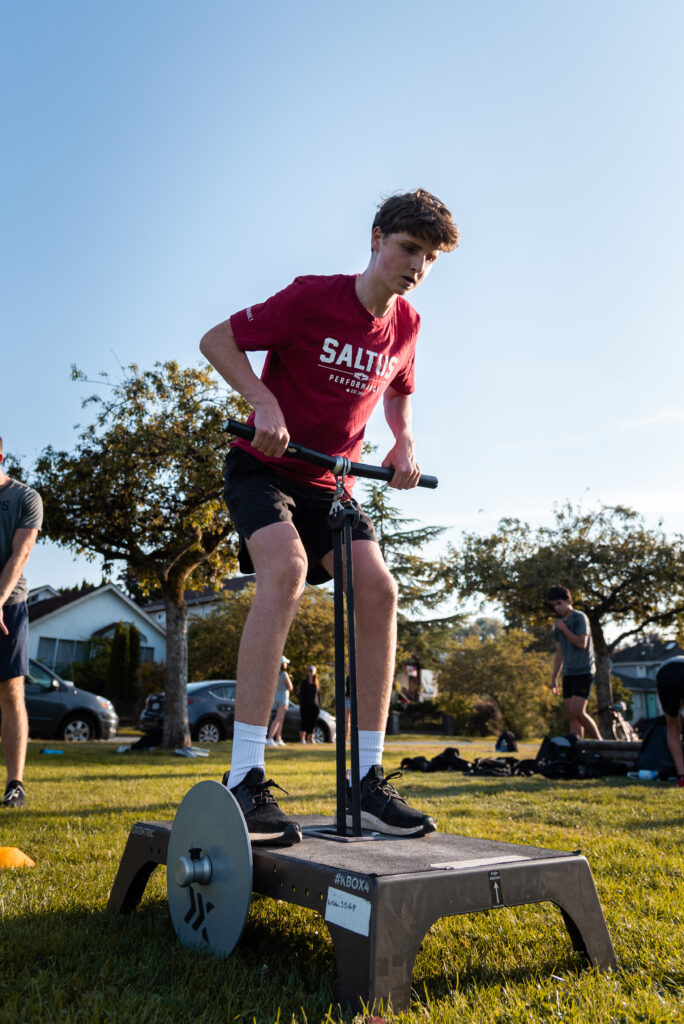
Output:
[229,274,420,491]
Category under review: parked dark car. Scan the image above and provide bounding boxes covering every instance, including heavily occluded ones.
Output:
[14,659,119,741]
[139,679,336,743]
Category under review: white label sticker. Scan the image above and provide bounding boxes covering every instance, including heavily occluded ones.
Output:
[324,886,372,937]
[430,855,530,870]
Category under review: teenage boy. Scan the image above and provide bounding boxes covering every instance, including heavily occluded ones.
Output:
[547,585,601,739]
[0,438,43,808]
[654,656,684,787]
[200,189,459,845]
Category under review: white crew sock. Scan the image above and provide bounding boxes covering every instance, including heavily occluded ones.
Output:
[358,730,385,780]
[226,722,268,789]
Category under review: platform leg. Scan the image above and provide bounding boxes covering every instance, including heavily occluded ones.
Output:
[559,907,587,955]
[108,824,170,913]
[553,861,618,971]
[324,880,433,1012]
[325,924,374,1011]
[325,917,423,1013]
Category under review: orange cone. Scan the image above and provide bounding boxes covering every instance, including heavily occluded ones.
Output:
[0,846,36,868]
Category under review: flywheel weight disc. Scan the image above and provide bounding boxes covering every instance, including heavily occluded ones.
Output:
[167,780,252,957]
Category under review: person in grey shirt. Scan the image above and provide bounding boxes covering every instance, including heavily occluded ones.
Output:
[547,585,600,739]
[0,437,43,808]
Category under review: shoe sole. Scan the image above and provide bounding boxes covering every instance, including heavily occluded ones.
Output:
[249,822,303,847]
[346,811,436,837]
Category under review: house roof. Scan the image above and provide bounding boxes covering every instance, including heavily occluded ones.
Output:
[140,575,256,613]
[28,583,166,636]
[611,637,683,664]
[28,589,93,621]
[611,669,657,692]
[27,585,60,604]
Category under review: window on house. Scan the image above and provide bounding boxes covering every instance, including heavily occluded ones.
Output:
[140,646,154,663]
[37,638,92,674]
[54,640,75,674]
[37,637,57,667]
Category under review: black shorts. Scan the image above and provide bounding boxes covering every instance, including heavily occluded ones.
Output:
[0,601,29,680]
[656,661,684,718]
[224,448,377,585]
[562,673,593,700]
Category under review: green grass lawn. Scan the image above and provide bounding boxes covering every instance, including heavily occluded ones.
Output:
[0,736,682,1023]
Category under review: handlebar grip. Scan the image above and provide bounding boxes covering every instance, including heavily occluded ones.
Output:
[223,418,256,442]
[222,418,438,489]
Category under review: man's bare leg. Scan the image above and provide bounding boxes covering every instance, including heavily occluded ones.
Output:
[224,522,308,845]
[567,696,600,739]
[229,522,306,764]
[321,539,398,732]
[320,538,435,836]
[564,698,582,737]
[236,522,308,727]
[0,677,28,784]
[267,705,287,743]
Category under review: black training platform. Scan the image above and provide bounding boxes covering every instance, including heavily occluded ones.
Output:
[108,815,618,1012]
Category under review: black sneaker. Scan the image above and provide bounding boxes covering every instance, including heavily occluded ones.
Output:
[223,767,302,846]
[2,780,26,808]
[347,765,436,837]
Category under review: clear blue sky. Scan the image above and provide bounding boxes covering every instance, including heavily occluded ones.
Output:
[3,0,683,593]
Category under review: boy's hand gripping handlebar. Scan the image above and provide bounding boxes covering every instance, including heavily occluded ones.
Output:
[222,418,438,489]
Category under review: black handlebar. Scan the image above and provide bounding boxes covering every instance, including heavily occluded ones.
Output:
[223,418,438,489]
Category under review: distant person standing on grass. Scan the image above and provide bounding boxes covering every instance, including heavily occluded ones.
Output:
[0,438,43,808]
[299,665,321,744]
[266,655,293,746]
[547,585,601,739]
[654,656,684,788]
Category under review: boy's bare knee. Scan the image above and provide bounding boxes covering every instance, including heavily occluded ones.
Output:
[259,550,308,602]
[358,565,397,617]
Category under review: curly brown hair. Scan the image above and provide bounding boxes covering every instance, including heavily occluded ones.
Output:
[546,585,572,604]
[372,189,459,252]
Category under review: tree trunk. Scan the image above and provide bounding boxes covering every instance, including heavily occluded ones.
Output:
[163,594,191,748]
[590,618,614,738]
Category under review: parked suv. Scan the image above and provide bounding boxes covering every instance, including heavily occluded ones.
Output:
[17,659,119,741]
[139,679,336,743]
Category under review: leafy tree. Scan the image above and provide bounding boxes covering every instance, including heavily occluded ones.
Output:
[468,617,506,642]
[57,581,102,597]
[136,660,167,709]
[443,502,684,736]
[188,584,338,708]
[187,586,254,683]
[437,630,554,739]
[360,480,459,681]
[105,621,141,715]
[32,361,250,747]
[360,480,449,614]
[283,587,336,707]
[107,622,130,702]
[1,454,26,481]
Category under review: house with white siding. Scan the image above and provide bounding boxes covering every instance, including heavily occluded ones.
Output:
[611,636,683,720]
[141,575,255,629]
[28,583,166,676]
